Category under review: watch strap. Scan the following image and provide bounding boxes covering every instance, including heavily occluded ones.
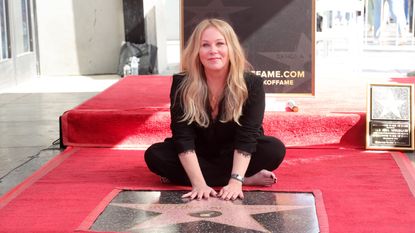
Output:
[230,173,244,183]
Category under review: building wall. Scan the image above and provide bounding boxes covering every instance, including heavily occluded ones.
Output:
[36,0,124,75]
[0,59,15,90]
[143,0,180,74]
[1,0,180,90]
[0,0,37,90]
[165,0,180,41]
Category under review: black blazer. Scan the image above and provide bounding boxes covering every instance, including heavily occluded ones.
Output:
[170,72,265,157]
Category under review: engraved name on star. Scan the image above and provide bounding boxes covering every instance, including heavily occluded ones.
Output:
[111,197,313,232]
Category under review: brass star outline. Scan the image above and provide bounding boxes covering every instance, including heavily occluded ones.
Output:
[111,197,313,232]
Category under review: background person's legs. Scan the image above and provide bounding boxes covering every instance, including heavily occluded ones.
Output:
[373,0,384,39]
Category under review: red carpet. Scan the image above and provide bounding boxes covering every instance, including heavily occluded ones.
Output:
[390,76,415,84]
[0,148,414,232]
[2,75,415,232]
[61,76,365,149]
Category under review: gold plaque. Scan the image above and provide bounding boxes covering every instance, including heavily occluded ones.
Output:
[366,83,414,150]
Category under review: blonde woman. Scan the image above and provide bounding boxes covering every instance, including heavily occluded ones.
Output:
[145,18,285,201]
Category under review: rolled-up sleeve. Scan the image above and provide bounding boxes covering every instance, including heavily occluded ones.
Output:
[234,74,265,154]
[170,75,196,154]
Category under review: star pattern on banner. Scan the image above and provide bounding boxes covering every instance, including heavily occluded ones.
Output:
[184,0,250,27]
[111,197,313,232]
[258,33,312,71]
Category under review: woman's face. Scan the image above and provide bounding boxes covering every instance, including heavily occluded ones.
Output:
[199,26,229,75]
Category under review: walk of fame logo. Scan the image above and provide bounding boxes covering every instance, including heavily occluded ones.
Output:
[90,191,320,233]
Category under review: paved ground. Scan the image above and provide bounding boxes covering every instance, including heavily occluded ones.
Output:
[0,75,119,195]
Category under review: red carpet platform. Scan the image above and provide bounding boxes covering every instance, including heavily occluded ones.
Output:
[61,75,366,149]
[1,148,414,233]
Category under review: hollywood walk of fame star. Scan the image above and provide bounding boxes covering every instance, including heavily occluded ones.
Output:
[373,88,408,120]
[110,196,313,232]
[258,33,312,71]
[184,0,250,27]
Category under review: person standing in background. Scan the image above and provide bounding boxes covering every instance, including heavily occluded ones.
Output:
[371,0,407,42]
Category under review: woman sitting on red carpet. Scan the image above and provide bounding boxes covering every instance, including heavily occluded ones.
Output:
[144,18,286,201]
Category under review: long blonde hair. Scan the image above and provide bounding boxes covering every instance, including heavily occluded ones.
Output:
[178,18,250,127]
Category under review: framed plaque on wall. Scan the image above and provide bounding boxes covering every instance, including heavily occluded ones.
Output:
[366,83,415,150]
[181,0,315,96]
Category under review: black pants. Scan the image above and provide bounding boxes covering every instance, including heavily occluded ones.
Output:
[144,136,286,187]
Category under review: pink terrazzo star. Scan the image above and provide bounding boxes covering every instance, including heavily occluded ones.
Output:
[111,195,313,232]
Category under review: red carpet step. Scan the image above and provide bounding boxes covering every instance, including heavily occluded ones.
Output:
[61,76,366,149]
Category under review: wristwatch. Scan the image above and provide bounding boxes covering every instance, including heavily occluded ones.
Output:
[230,173,244,183]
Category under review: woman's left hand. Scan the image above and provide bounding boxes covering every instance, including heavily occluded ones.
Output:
[218,179,244,200]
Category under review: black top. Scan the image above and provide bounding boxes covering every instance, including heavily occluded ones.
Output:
[170,72,265,156]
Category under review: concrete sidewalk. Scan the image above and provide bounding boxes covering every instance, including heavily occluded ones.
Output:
[0,75,119,196]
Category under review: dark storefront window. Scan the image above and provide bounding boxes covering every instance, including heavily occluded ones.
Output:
[0,0,11,60]
[20,0,33,53]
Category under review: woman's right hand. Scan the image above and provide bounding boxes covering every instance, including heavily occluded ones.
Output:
[181,184,217,200]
